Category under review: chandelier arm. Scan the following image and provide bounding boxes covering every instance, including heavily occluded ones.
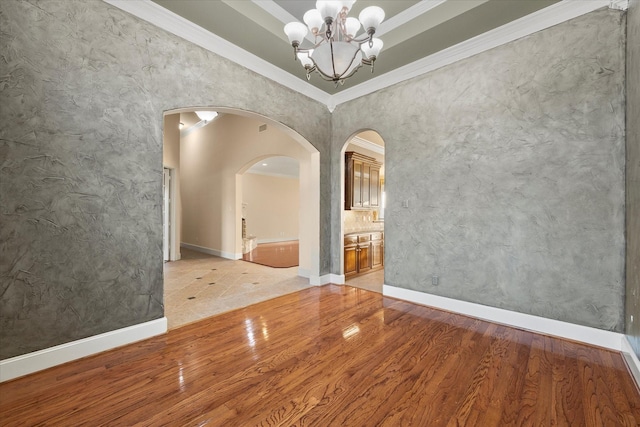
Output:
[330,42,337,80]
[353,33,375,45]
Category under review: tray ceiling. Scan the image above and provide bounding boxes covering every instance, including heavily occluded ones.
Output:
[149,0,560,94]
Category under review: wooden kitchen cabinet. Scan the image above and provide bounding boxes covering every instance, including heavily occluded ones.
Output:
[371,232,384,269]
[344,231,384,278]
[345,152,382,210]
[357,234,372,274]
[344,235,358,276]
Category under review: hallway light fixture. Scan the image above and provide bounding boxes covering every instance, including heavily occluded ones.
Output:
[284,0,384,85]
[195,111,218,122]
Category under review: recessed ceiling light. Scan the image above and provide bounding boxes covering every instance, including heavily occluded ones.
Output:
[195,111,218,122]
[262,163,268,166]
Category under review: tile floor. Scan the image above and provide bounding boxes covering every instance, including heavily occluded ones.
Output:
[345,269,384,293]
[164,248,384,329]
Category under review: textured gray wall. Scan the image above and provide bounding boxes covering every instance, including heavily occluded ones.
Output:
[626,0,640,356]
[0,0,331,359]
[331,8,626,331]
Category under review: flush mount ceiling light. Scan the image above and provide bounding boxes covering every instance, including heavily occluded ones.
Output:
[195,111,218,122]
[284,0,384,85]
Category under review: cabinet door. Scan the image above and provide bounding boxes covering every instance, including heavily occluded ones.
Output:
[370,167,380,208]
[353,160,363,208]
[358,243,372,273]
[361,164,371,208]
[344,245,358,276]
[371,240,383,268]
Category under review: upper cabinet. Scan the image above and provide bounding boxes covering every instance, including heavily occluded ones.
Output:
[345,151,382,210]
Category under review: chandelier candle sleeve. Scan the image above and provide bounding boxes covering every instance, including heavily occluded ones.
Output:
[283,0,385,85]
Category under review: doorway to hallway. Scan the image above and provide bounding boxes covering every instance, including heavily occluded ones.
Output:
[242,241,299,268]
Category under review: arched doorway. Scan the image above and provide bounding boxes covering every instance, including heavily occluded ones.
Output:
[340,130,385,291]
[238,156,301,269]
[162,108,321,327]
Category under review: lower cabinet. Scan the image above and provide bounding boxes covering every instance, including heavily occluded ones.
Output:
[371,232,384,269]
[344,242,358,276]
[344,231,383,278]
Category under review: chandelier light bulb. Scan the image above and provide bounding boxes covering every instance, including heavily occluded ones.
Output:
[297,51,314,68]
[316,1,342,22]
[344,17,361,38]
[284,22,308,46]
[358,6,385,33]
[361,37,383,60]
[303,9,324,34]
[342,0,357,13]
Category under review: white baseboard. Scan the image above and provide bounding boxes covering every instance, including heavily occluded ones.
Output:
[294,268,331,286]
[383,285,625,351]
[181,242,241,260]
[330,274,345,285]
[310,274,335,286]
[298,267,310,278]
[256,238,299,244]
[0,317,167,382]
[622,336,640,389]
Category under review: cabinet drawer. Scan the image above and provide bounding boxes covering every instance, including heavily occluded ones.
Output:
[344,235,358,245]
[371,232,383,241]
[358,235,370,243]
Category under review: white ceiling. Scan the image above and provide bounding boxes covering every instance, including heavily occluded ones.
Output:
[246,156,300,178]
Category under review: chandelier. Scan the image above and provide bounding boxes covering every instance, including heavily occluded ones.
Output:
[284,1,385,85]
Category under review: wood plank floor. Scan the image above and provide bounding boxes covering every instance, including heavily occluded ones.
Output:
[1,285,639,426]
[242,241,299,268]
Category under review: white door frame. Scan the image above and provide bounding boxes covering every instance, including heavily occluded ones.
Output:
[163,167,178,261]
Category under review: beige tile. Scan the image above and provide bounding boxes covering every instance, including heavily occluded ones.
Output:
[164,249,314,329]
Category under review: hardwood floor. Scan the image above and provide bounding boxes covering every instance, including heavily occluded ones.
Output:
[242,241,299,268]
[1,286,639,426]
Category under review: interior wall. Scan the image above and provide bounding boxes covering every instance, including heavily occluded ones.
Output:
[242,173,300,242]
[626,0,640,357]
[331,8,626,332]
[0,0,330,360]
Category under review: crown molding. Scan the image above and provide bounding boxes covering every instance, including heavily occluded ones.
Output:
[104,0,613,112]
[331,0,610,108]
[102,0,332,107]
[349,136,385,155]
[609,0,629,10]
